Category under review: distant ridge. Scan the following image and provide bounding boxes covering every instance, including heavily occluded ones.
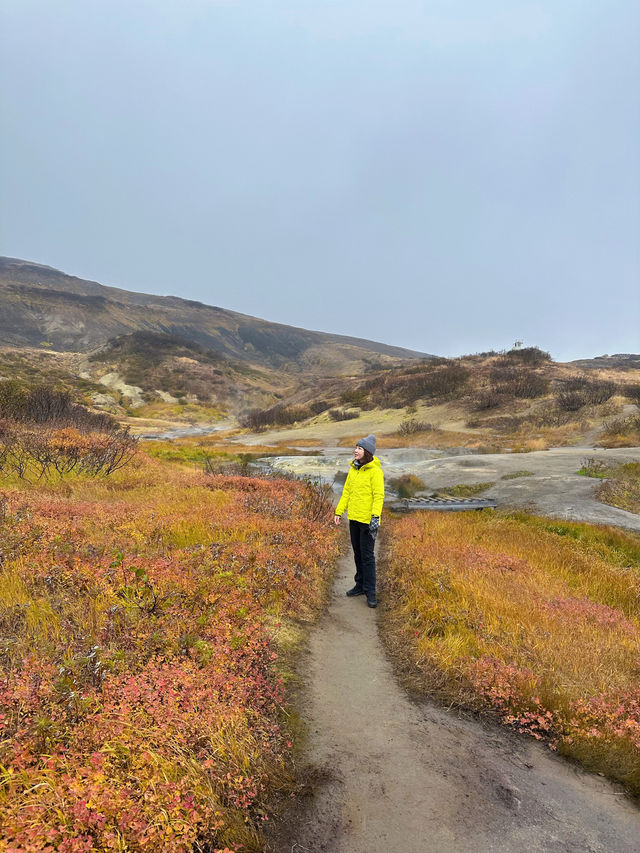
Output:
[571,354,640,370]
[0,257,432,373]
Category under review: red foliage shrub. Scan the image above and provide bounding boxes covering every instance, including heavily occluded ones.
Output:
[0,465,339,851]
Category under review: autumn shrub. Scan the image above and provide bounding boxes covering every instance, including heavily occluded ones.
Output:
[389,474,425,498]
[579,459,640,515]
[0,456,340,851]
[597,414,640,448]
[0,383,137,482]
[397,418,434,436]
[381,510,640,795]
[0,421,137,481]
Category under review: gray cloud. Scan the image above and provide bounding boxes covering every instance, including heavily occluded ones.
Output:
[1,0,638,359]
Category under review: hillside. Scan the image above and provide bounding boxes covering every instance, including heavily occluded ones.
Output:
[1,258,639,436]
[0,257,429,372]
[230,347,640,451]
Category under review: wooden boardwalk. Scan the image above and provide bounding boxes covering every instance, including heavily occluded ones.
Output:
[387,496,498,512]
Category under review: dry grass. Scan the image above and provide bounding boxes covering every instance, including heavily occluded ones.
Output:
[338,428,476,449]
[433,482,495,498]
[141,439,318,466]
[381,510,640,795]
[274,437,324,447]
[127,401,226,422]
[238,404,627,455]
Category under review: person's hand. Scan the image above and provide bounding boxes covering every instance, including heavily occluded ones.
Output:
[334,514,342,526]
[369,516,380,539]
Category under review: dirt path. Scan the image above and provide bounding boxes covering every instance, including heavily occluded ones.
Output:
[275,551,640,853]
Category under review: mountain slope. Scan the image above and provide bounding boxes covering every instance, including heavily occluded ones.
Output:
[0,257,430,372]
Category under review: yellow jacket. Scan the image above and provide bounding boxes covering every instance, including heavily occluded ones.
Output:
[335,456,385,524]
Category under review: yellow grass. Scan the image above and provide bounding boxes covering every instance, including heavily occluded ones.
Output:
[381,510,640,793]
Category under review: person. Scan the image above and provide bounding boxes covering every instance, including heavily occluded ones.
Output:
[334,434,384,608]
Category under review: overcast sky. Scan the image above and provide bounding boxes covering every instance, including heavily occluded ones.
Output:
[1,0,638,361]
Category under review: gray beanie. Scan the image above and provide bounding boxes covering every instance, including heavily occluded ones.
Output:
[356,434,376,455]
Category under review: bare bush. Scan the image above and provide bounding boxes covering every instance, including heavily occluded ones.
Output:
[0,382,119,433]
[622,384,640,405]
[397,419,434,436]
[339,389,367,406]
[555,377,616,412]
[584,380,616,405]
[556,390,588,412]
[489,365,518,384]
[488,366,549,399]
[513,372,549,399]
[482,415,525,433]
[531,404,575,428]
[295,476,334,522]
[563,376,589,392]
[241,403,314,430]
[328,408,360,421]
[472,389,505,411]
[364,363,469,408]
[504,346,551,364]
[202,454,253,477]
[601,414,640,437]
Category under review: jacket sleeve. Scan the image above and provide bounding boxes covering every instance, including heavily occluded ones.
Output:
[371,466,385,519]
[335,469,352,516]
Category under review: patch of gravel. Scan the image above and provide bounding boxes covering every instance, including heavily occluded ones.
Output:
[407,447,640,531]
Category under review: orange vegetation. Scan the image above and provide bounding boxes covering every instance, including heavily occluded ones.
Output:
[382,511,640,795]
[0,456,339,852]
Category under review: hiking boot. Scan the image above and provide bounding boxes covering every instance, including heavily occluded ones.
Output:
[346,586,365,597]
[366,594,378,608]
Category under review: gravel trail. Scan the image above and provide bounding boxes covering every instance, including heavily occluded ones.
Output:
[274,551,640,853]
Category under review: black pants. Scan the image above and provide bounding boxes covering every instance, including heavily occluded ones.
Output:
[349,520,376,594]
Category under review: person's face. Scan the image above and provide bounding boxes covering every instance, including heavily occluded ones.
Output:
[354,445,365,461]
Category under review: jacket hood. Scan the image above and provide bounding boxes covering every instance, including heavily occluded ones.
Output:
[351,455,382,470]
